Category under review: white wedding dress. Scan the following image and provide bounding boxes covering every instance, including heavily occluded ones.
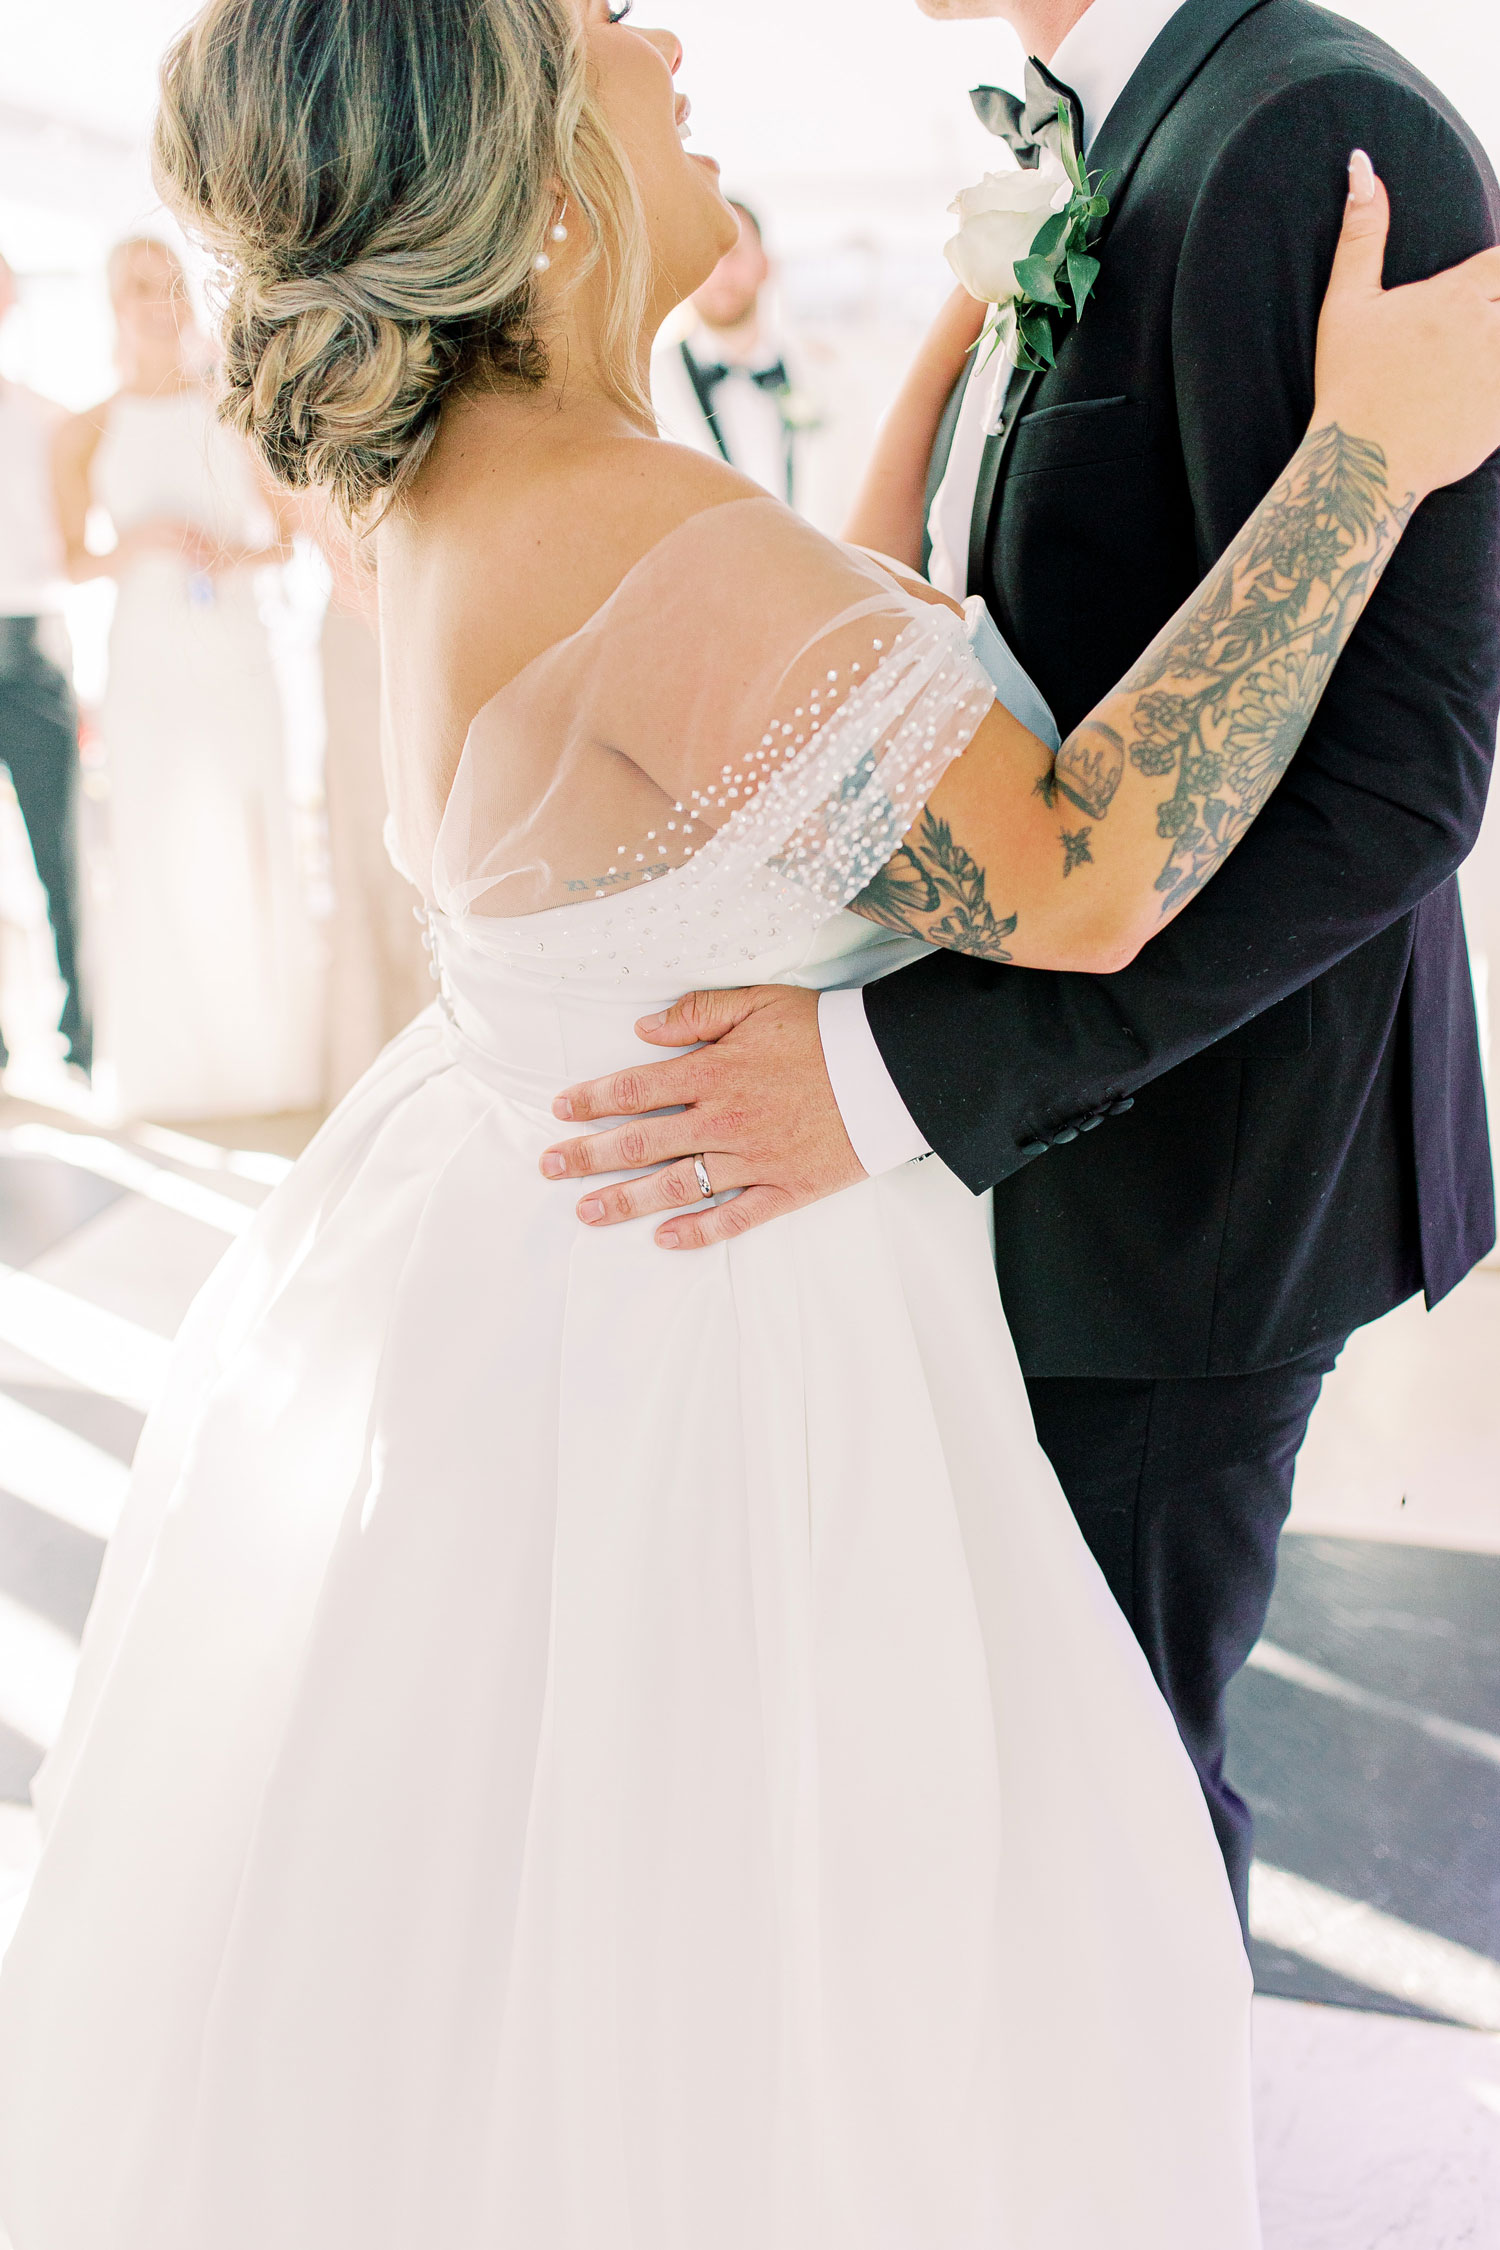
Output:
[92,390,321,1120]
[0,499,1260,2249]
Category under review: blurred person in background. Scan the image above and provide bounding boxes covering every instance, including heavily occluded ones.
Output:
[285,491,431,1104]
[53,236,321,1122]
[652,199,826,516]
[0,249,90,1082]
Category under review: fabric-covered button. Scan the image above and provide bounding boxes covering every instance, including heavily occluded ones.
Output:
[1109,1096,1135,1115]
[1051,1126,1079,1144]
[1079,1113,1104,1131]
[1018,1138,1050,1158]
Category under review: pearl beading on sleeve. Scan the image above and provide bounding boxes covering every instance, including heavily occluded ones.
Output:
[432,605,996,980]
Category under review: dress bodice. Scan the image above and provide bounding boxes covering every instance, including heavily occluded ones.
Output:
[388,496,1061,1100]
[428,880,930,1108]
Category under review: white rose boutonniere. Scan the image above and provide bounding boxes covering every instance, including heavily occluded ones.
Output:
[775,386,824,436]
[946,157,1071,306]
[945,123,1110,375]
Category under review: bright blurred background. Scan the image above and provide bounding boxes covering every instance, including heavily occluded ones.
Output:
[5,0,1500,684]
[8,0,1500,404]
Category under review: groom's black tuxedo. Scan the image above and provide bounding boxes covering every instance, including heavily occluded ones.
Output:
[875,0,1498,1371]
[867,0,1500,1923]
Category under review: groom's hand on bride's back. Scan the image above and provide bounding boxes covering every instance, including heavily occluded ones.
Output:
[539,987,865,1249]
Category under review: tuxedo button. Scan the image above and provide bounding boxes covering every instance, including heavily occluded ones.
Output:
[1051,1127,1079,1144]
[1109,1097,1135,1115]
[1019,1138,1050,1158]
[1079,1113,1104,1131]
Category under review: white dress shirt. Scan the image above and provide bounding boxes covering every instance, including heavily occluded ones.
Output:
[652,322,799,506]
[0,379,66,617]
[819,0,1189,1180]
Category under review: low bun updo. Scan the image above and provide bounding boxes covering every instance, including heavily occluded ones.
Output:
[153,0,649,518]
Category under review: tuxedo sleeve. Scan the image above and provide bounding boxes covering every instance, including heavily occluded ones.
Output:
[863,69,1500,1192]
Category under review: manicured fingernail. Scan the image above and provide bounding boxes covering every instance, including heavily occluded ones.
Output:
[541,1152,567,1178]
[637,1011,667,1032]
[552,1095,574,1120]
[579,1198,605,1223]
[658,1228,679,1248]
[1348,149,1374,205]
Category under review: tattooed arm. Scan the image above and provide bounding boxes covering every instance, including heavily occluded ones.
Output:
[852,162,1500,974]
[856,421,1414,968]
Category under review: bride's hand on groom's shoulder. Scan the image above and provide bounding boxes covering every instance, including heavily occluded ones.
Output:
[539,986,865,1250]
[1314,153,1500,505]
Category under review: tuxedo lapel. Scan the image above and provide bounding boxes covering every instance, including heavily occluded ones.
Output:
[1087,0,1276,216]
[965,0,1277,597]
[921,352,977,575]
[966,365,1040,596]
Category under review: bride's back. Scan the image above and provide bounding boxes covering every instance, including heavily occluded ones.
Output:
[141,0,988,946]
[376,392,766,886]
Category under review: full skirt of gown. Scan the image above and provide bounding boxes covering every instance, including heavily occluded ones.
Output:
[0,900,1260,2250]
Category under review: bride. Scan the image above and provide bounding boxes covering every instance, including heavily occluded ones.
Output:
[2,0,1498,2243]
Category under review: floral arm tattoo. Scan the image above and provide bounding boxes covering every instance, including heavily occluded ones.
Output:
[856,808,1020,962]
[854,422,1416,956]
[1111,422,1415,913]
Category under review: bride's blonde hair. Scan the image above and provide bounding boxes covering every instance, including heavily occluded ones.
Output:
[153,0,651,519]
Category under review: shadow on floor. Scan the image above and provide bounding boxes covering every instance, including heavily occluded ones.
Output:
[1229,1533,1500,2020]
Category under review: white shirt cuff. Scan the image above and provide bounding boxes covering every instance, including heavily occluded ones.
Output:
[817,985,932,1177]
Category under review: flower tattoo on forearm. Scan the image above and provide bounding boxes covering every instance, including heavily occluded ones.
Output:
[853,423,1414,961]
[1117,422,1415,913]
[855,807,1019,962]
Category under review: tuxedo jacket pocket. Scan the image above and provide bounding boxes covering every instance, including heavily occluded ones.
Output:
[1008,395,1151,477]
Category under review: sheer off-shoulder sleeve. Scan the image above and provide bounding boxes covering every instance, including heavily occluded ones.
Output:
[431,496,997,932]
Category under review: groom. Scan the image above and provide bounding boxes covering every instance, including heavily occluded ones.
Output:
[544,0,1500,1932]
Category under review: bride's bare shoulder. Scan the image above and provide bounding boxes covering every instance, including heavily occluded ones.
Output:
[615,434,769,521]
[570,434,795,578]
[392,430,814,693]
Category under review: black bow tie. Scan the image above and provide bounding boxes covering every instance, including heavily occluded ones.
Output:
[970,55,1085,169]
[693,354,790,397]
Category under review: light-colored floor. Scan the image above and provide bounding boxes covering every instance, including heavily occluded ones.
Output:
[0,1090,1496,2247]
[1254,1996,1500,2248]
[1291,1266,1500,1557]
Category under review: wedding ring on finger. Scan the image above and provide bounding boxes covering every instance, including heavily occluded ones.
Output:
[692,1155,713,1201]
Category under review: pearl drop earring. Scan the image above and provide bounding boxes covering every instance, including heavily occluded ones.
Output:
[534,200,569,272]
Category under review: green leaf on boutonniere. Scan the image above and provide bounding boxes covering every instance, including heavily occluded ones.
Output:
[1057,113,1089,197]
[1013,253,1066,309]
[1066,250,1101,317]
[1017,306,1057,368]
[1029,212,1071,262]
[992,145,1111,375]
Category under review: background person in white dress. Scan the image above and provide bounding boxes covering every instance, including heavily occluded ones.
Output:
[652,200,828,517]
[52,237,321,1122]
[0,250,89,1082]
